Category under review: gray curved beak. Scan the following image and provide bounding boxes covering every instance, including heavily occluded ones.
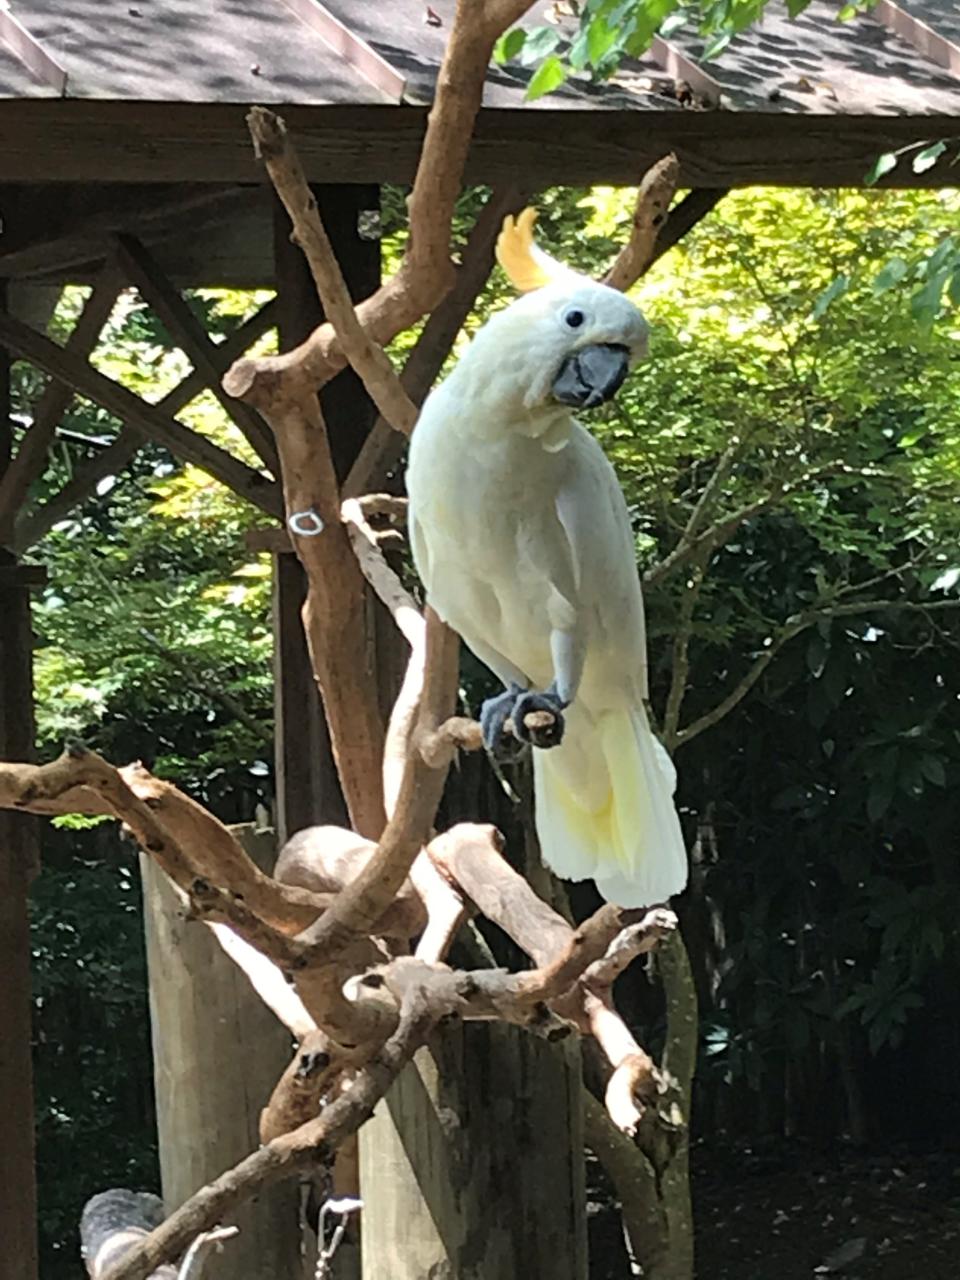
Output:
[552,343,630,410]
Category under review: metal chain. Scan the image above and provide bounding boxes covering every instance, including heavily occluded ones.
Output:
[314,1196,362,1280]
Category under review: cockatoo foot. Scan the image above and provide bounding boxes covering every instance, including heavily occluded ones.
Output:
[480,683,525,753]
[512,685,567,749]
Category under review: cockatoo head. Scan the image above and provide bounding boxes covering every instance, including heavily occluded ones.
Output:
[452,208,649,417]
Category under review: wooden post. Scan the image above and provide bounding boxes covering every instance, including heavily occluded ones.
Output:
[359,1027,587,1279]
[0,273,41,1280]
[140,826,301,1279]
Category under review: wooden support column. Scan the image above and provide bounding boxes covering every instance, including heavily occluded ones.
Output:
[360,1027,587,1279]
[271,184,380,843]
[140,828,300,1280]
[0,278,40,1280]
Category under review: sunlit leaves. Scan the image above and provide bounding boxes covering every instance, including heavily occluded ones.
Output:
[865,152,898,186]
[526,53,567,99]
[912,140,947,174]
[495,0,861,94]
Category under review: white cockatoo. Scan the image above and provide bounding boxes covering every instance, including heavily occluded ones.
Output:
[406,210,688,907]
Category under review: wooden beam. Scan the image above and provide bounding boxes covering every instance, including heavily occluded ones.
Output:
[11,435,139,554]
[0,310,282,517]
[12,298,280,552]
[0,102,958,189]
[0,185,255,282]
[112,234,279,471]
[0,269,122,540]
[140,830,301,1279]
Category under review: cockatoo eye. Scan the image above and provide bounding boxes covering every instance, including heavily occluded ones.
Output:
[563,308,586,329]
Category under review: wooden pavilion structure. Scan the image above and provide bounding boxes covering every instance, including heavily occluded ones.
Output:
[3,0,960,1276]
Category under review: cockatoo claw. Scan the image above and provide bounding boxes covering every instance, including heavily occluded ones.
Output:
[512,686,567,749]
[480,684,524,753]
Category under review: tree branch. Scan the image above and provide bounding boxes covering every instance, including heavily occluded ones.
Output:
[675,594,960,747]
[343,185,529,498]
[99,992,438,1280]
[246,108,418,436]
[602,154,679,293]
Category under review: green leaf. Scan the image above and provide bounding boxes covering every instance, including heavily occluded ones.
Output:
[911,269,950,326]
[567,28,592,71]
[812,273,849,319]
[865,152,898,186]
[701,31,731,59]
[586,15,618,65]
[912,141,947,174]
[525,54,567,100]
[518,25,561,67]
[872,256,909,294]
[493,27,526,65]
[659,10,688,37]
[920,755,946,787]
[837,2,859,17]
[787,0,812,15]
[867,779,893,822]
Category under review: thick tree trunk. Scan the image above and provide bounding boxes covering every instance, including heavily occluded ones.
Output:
[140,826,301,1279]
[359,1025,587,1279]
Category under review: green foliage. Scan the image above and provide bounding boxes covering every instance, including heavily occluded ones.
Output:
[20,179,960,1275]
[23,287,275,812]
[495,0,873,98]
[19,289,278,1272]
[31,825,156,1270]
[469,183,960,1133]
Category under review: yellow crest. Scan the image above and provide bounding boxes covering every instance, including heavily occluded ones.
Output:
[495,208,571,293]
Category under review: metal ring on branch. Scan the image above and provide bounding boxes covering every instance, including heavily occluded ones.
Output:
[288,508,326,537]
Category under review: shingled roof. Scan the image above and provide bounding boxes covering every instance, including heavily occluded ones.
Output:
[0,0,957,111]
[0,0,958,187]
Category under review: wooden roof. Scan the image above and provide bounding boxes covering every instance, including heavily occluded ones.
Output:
[0,0,959,187]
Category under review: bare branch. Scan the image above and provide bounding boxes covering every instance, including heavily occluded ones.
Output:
[645,461,891,587]
[675,595,960,747]
[225,0,536,403]
[0,750,331,934]
[246,108,418,435]
[662,555,707,751]
[290,609,460,961]
[583,1091,669,1273]
[343,185,529,498]
[602,154,679,292]
[99,992,437,1280]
